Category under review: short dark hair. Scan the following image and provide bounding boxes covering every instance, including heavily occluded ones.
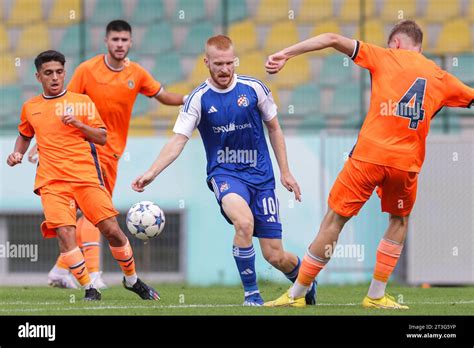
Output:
[106,19,132,35]
[34,50,66,71]
[388,20,423,46]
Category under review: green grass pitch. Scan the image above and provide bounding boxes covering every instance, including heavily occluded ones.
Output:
[0,283,472,315]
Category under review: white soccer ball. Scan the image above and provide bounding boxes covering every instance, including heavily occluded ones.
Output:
[126,201,166,241]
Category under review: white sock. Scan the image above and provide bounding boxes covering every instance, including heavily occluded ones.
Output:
[84,282,94,290]
[125,274,138,286]
[289,281,308,299]
[50,265,69,277]
[367,278,387,299]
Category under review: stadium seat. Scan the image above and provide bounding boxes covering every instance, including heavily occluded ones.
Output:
[140,22,174,55]
[228,20,258,54]
[433,19,471,54]
[129,115,155,136]
[0,55,18,85]
[174,0,206,23]
[89,0,124,25]
[188,54,208,87]
[235,51,267,81]
[255,0,289,24]
[0,85,21,118]
[58,25,92,55]
[323,83,361,117]
[308,21,342,56]
[15,24,51,57]
[155,81,191,118]
[319,54,354,87]
[424,0,460,22]
[131,0,165,24]
[468,0,474,22]
[48,0,82,26]
[287,83,321,116]
[339,0,376,23]
[181,22,214,55]
[0,24,9,52]
[450,54,474,84]
[152,52,184,86]
[297,0,334,23]
[354,19,386,47]
[380,0,417,22]
[0,2,3,21]
[213,0,248,24]
[132,94,151,117]
[430,113,461,133]
[264,21,299,56]
[270,55,311,89]
[7,0,43,26]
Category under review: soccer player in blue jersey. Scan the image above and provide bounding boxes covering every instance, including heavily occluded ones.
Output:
[132,35,317,306]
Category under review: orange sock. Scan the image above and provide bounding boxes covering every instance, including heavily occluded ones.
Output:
[55,255,69,270]
[77,216,101,273]
[373,238,403,282]
[109,239,136,277]
[60,246,91,287]
[296,252,328,286]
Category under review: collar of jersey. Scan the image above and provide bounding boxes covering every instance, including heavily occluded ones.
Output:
[104,54,125,72]
[206,74,237,93]
[42,89,67,99]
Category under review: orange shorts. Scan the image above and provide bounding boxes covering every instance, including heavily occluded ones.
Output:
[39,181,119,238]
[100,155,119,196]
[328,158,418,217]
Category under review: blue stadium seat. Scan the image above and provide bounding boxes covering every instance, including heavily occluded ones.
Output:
[450,54,474,84]
[319,55,354,87]
[181,22,214,55]
[132,94,151,117]
[323,83,361,117]
[213,0,248,24]
[58,25,92,55]
[131,0,165,24]
[89,0,124,25]
[287,83,321,116]
[174,0,206,23]
[0,85,22,118]
[140,22,174,55]
[152,52,184,86]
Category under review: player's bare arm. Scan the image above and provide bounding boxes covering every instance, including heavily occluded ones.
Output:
[265,33,356,74]
[27,142,38,163]
[132,133,189,192]
[264,117,302,202]
[6,134,32,167]
[62,114,107,146]
[155,89,186,106]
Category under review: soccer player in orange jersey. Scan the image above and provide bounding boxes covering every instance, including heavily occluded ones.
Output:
[7,50,160,301]
[35,20,186,289]
[263,20,474,308]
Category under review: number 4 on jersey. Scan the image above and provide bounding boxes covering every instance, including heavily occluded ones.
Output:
[396,78,427,130]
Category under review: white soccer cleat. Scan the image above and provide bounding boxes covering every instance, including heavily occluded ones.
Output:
[48,272,79,289]
[90,271,108,290]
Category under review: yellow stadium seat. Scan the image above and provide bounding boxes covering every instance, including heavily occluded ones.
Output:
[7,0,43,26]
[355,19,386,47]
[235,51,267,81]
[433,19,471,54]
[265,82,280,108]
[129,115,155,137]
[270,55,311,89]
[264,21,299,55]
[228,20,258,54]
[381,0,417,22]
[155,82,192,118]
[15,24,51,57]
[0,25,9,52]
[0,55,18,85]
[255,0,289,23]
[309,20,342,56]
[298,0,334,23]
[467,0,474,22]
[424,0,460,23]
[187,54,209,88]
[48,0,82,26]
[416,20,430,53]
[339,0,375,23]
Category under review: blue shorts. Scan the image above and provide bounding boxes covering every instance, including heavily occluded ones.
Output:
[207,175,282,239]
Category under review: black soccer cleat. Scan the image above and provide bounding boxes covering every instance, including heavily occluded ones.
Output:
[84,287,102,301]
[122,277,160,300]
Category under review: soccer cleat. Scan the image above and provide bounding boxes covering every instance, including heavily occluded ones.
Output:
[362,294,409,309]
[84,287,101,301]
[243,293,264,306]
[90,271,108,290]
[305,279,318,305]
[122,277,160,300]
[47,273,79,289]
[264,289,306,308]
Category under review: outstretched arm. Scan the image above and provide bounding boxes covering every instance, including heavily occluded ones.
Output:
[264,117,301,202]
[132,133,189,192]
[155,89,186,106]
[6,135,32,166]
[266,33,356,74]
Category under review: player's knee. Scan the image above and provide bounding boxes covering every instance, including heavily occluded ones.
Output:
[389,214,409,229]
[234,219,254,237]
[263,250,285,268]
[56,226,77,251]
[98,219,127,246]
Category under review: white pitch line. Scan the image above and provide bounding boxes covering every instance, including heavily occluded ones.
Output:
[0,300,473,313]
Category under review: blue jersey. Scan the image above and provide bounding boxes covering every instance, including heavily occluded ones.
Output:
[173,74,278,189]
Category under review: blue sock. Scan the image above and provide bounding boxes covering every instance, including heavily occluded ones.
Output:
[233,245,259,296]
[284,256,301,283]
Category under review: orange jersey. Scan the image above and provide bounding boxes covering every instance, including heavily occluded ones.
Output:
[18,90,106,193]
[67,55,162,159]
[350,41,474,172]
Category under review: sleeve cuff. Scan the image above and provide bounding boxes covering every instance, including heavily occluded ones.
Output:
[350,40,360,60]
